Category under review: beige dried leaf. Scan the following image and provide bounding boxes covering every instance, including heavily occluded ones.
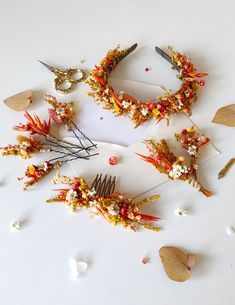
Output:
[212,104,235,127]
[3,90,32,111]
[159,246,195,282]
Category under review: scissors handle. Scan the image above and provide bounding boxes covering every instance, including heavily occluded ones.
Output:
[54,68,86,94]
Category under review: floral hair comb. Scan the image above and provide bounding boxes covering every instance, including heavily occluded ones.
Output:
[137,127,212,197]
[87,44,208,127]
[46,173,161,232]
[0,95,98,191]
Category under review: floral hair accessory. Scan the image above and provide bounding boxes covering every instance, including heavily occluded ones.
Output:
[1,96,98,190]
[0,135,43,159]
[46,173,161,232]
[87,44,208,128]
[18,161,61,191]
[137,127,212,197]
[45,95,97,150]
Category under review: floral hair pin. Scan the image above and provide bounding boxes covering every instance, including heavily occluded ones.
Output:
[87,44,208,128]
[1,95,98,191]
[137,127,212,197]
[46,173,161,232]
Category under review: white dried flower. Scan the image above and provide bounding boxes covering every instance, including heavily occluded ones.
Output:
[169,164,189,180]
[226,225,235,236]
[121,100,131,109]
[68,258,88,280]
[66,189,78,201]
[87,188,96,197]
[9,220,21,231]
[43,162,49,172]
[187,145,197,156]
[177,99,184,109]
[175,208,187,217]
[141,108,149,116]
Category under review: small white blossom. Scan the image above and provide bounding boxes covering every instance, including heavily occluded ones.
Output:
[141,108,149,116]
[9,220,21,232]
[107,204,120,216]
[21,141,31,148]
[68,258,88,280]
[43,162,49,172]
[226,225,235,236]
[177,99,184,109]
[87,188,96,197]
[56,108,65,115]
[121,100,131,109]
[66,189,78,201]
[169,164,189,180]
[128,212,134,220]
[187,145,197,156]
[175,208,187,217]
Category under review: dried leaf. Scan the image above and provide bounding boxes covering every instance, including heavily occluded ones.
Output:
[187,253,196,268]
[212,104,235,127]
[159,246,196,282]
[3,90,32,111]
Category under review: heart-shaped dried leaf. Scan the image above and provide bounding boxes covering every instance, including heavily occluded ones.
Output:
[3,90,32,111]
[159,246,195,282]
[212,104,235,127]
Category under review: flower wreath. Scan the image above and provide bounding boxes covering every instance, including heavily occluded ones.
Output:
[87,44,208,128]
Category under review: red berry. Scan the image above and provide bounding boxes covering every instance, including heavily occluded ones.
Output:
[182,69,190,75]
[181,129,187,135]
[72,182,80,190]
[180,94,185,102]
[200,80,206,86]
[146,101,155,110]
[94,195,100,200]
[184,138,189,144]
[109,156,118,166]
[188,92,195,99]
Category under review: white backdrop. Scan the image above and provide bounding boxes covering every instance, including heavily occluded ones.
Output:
[0,0,235,305]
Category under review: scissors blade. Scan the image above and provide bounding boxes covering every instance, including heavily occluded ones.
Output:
[107,43,138,73]
[117,43,138,62]
[38,60,56,72]
[155,46,180,72]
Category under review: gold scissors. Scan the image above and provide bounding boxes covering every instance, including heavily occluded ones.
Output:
[38,60,86,94]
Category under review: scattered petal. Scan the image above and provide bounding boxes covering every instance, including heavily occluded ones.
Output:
[68,257,88,280]
[9,220,21,231]
[175,208,187,217]
[77,261,88,273]
[226,225,235,236]
[109,156,118,165]
[142,257,149,264]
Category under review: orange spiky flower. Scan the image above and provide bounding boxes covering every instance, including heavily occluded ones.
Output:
[13,112,51,136]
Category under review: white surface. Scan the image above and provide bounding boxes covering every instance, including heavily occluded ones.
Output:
[0,1,235,305]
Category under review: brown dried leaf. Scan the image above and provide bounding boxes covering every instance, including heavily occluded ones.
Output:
[212,104,235,127]
[3,90,32,111]
[159,246,195,282]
